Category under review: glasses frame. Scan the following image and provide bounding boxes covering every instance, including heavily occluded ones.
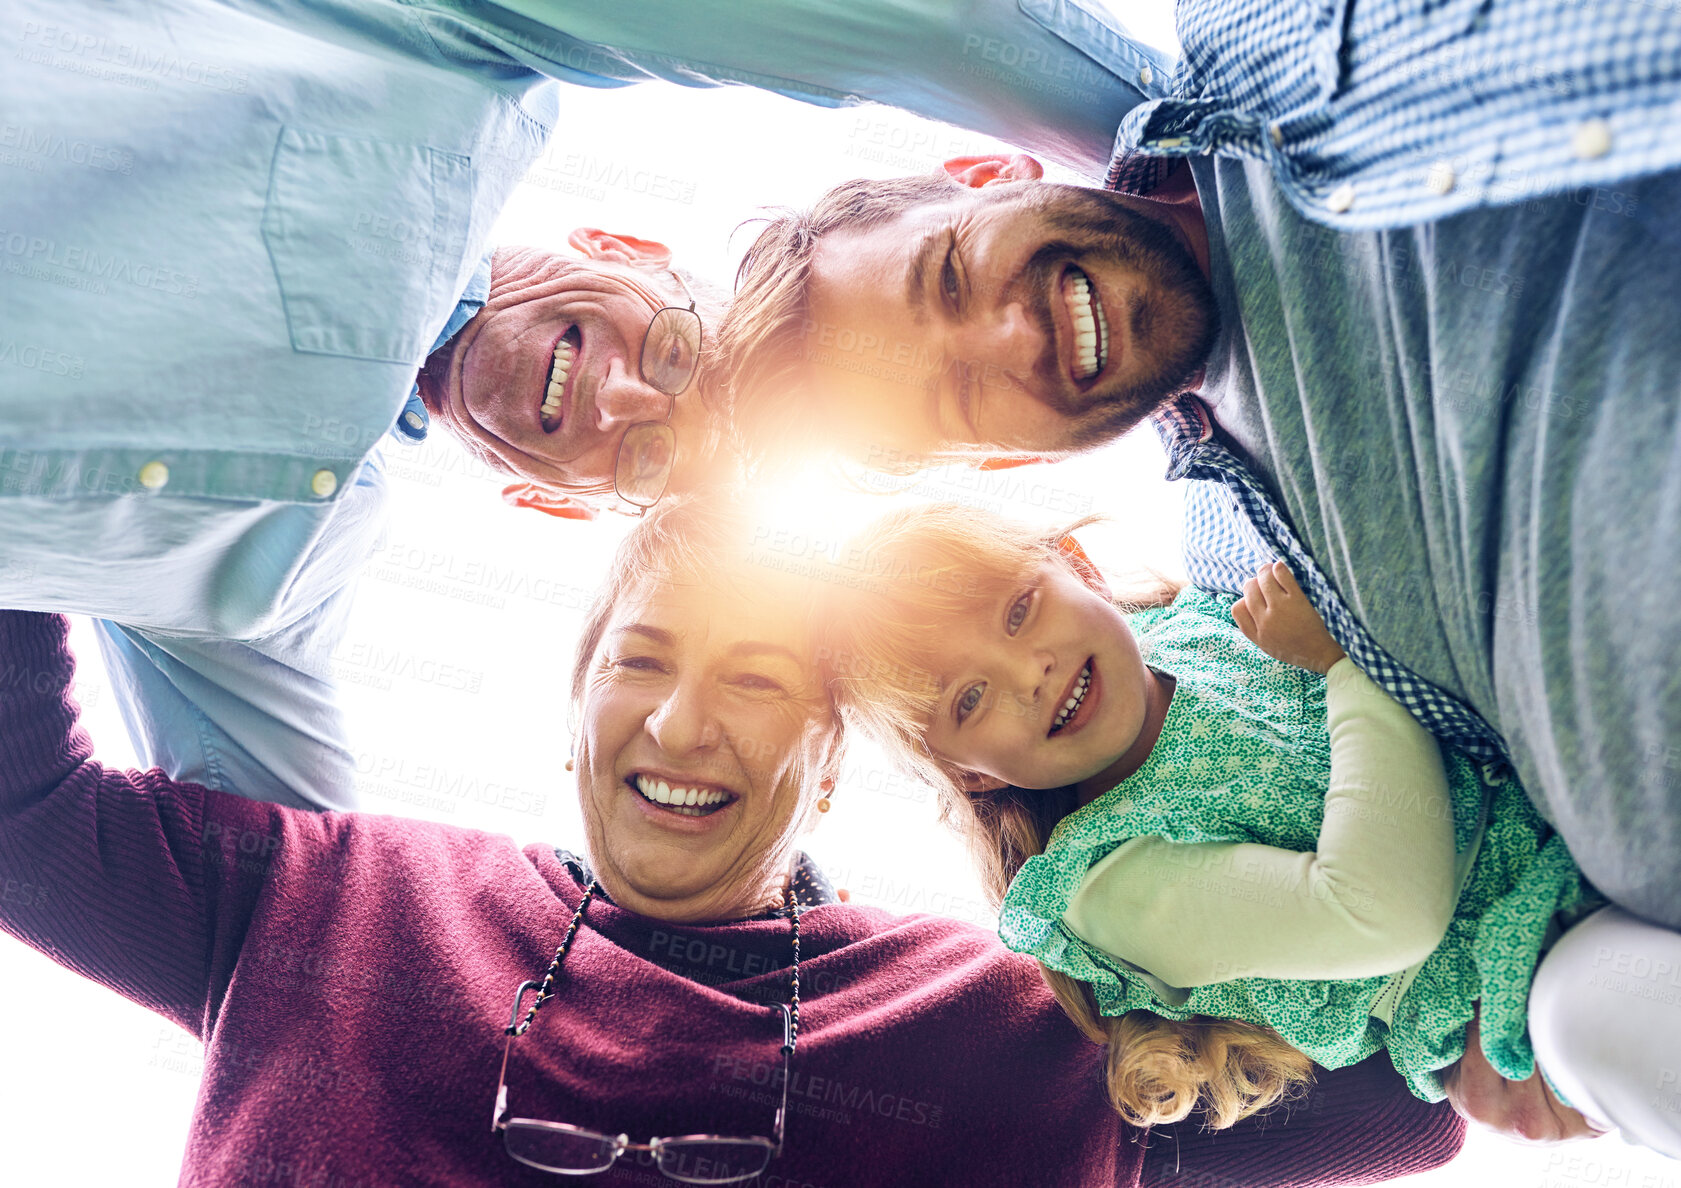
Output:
[615,272,701,513]
[489,879,801,1184]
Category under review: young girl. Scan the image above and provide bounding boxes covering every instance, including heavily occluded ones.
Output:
[818,503,1670,1143]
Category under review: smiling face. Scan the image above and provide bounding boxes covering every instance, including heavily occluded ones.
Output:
[417,244,707,499]
[921,560,1155,793]
[802,180,1216,460]
[575,569,839,923]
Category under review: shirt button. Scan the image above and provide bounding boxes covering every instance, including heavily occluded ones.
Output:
[402,409,426,433]
[1326,183,1356,213]
[310,469,338,498]
[1139,64,1153,88]
[1571,118,1612,160]
[1269,123,1284,148]
[1426,162,1456,195]
[137,460,169,490]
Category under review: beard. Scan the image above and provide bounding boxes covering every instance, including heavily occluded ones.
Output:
[997,186,1219,449]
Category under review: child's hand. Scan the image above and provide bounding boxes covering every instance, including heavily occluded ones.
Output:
[1232,562,1347,674]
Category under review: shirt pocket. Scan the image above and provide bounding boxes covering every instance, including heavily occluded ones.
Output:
[261,126,470,364]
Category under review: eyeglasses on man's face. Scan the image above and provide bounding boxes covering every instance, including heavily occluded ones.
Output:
[614,273,701,511]
[491,980,794,1183]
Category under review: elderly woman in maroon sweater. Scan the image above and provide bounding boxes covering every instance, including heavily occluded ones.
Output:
[0,494,1467,1186]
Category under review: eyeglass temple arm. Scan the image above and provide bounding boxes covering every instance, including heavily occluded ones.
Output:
[771,1004,793,1153]
[493,981,546,1133]
[667,268,696,313]
[506,980,545,1033]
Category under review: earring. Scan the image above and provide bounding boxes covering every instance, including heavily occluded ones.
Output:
[815,797,831,814]
[564,759,574,772]
[565,745,575,773]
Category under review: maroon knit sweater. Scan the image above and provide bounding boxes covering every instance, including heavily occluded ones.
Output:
[0,613,1463,1186]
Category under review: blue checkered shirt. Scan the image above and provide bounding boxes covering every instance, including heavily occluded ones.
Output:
[1154,397,1512,769]
[1107,0,1680,230]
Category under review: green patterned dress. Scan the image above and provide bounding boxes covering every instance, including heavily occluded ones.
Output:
[997,589,1602,1099]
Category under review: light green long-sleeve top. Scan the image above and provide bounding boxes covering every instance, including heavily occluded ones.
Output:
[1064,658,1459,987]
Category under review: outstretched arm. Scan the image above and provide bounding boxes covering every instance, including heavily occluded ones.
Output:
[0,611,288,1034]
[1143,1052,1467,1186]
[468,0,1167,177]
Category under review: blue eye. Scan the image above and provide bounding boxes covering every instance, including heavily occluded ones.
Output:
[1006,591,1032,634]
[955,683,986,723]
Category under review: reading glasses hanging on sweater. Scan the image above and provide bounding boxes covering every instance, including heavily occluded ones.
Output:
[490,882,799,1183]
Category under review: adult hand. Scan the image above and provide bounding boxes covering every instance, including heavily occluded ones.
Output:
[1231,562,1347,674]
[1441,1008,1605,1144]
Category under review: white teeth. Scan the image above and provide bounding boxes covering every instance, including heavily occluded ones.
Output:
[541,337,576,427]
[1066,273,1106,381]
[1051,662,1093,733]
[634,774,732,815]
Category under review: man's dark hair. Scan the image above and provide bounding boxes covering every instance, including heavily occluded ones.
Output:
[711,173,962,471]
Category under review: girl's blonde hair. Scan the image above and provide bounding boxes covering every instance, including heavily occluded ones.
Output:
[819,503,1314,1129]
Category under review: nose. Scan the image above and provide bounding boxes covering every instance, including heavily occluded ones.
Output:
[645,676,721,756]
[945,298,1041,386]
[593,366,671,432]
[997,642,1056,718]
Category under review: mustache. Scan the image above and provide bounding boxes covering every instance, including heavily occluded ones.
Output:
[989,238,1124,419]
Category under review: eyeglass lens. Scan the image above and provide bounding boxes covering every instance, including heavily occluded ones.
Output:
[656,1139,775,1184]
[641,307,701,397]
[614,423,677,507]
[503,1122,620,1174]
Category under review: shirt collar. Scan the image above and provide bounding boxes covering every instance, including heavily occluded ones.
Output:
[392,250,496,444]
[1151,391,1217,480]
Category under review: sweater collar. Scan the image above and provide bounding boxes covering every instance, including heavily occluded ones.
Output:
[553,848,840,921]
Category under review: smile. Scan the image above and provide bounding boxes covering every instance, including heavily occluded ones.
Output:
[539,326,582,433]
[630,772,736,818]
[1062,267,1109,382]
[1049,660,1093,735]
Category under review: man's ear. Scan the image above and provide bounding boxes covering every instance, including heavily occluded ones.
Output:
[567,227,674,270]
[942,154,1045,189]
[500,483,598,521]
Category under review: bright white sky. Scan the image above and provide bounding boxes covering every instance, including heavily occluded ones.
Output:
[2,5,1675,1184]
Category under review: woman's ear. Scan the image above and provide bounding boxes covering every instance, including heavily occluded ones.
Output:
[567,227,674,270]
[813,723,846,792]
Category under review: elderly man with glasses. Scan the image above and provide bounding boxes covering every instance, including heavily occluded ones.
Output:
[1,229,717,815]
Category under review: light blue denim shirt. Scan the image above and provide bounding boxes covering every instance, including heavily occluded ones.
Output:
[0,0,1155,810]
[88,258,492,813]
[0,0,556,640]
